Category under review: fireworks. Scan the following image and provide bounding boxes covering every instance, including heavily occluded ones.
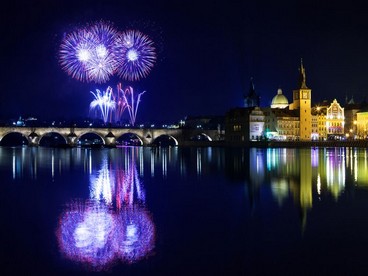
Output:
[59,22,156,83]
[115,30,157,81]
[59,21,119,83]
[116,83,146,126]
[90,83,145,126]
[90,87,116,123]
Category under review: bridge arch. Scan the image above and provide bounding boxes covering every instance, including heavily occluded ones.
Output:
[151,134,178,146]
[77,132,105,146]
[190,133,213,141]
[39,132,68,147]
[0,131,29,146]
[117,133,144,146]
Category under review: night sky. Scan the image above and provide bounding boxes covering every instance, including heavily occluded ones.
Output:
[1,0,368,124]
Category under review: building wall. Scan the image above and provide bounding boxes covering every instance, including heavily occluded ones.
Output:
[326,99,344,137]
[249,107,265,140]
[344,108,359,138]
[356,111,368,138]
[225,108,251,144]
[276,116,299,140]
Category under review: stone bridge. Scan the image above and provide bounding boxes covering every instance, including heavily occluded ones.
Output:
[0,126,222,147]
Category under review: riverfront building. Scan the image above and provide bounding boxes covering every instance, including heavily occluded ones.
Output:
[224,60,362,144]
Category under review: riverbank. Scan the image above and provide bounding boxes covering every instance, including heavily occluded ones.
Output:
[180,140,368,148]
[250,140,368,148]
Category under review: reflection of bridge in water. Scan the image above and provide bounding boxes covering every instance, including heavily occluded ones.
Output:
[0,126,222,146]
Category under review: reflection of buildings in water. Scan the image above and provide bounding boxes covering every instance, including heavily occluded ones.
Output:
[265,148,312,229]
[250,148,265,185]
[346,148,368,186]
[57,149,155,270]
[297,149,312,229]
[270,178,289,206]
[266,148,299,178]
[325,148,345,199]
[317,148,346,199]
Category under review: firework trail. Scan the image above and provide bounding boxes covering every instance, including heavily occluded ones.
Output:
[117,83,146,126]
[111,85,129,123]
[90,87,116,123]
[115,30,156,81]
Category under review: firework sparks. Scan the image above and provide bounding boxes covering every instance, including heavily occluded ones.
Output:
[115,30,156,81]
[59,21,119,83]
[90,87,116,123]
[116,83,146,126]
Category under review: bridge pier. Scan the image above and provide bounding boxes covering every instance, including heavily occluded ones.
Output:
[28,132,39,146]
[67,133,78,147]
[104,132,116,148]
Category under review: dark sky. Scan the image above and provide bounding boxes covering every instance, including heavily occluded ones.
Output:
[1,0,368,124]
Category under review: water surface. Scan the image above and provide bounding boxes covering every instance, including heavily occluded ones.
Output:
[1,146,368,275]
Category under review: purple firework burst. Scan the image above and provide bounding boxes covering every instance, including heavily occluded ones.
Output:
[59,21,119,83]
[115,30,156,81]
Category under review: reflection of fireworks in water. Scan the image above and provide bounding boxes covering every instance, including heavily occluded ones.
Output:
[56,201,116,270]
[115,148,145,209]
[56,150,155,270]
[115,30,156,81]
[90,87,116,123]
[89,158,114,204]
[57,203,155,270]
[115,208,155,263]
[59,21,118,83]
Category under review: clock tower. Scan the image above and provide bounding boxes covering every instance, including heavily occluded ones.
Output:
[289,59,312,141]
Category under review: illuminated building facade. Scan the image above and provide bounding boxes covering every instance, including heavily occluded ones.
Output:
[356,110,368,139]
[311,114,318,140]
[273,109,299,140]
[249,107,265,141]
[312,102,328,140]
[326,99,345,138]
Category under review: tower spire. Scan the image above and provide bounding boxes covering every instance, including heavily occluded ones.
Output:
[249,77,255,96]
[299,58,308,89]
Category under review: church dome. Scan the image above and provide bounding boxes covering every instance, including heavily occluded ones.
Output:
[271,88,289,108]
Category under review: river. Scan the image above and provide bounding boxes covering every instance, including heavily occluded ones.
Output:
[1,146,368,275]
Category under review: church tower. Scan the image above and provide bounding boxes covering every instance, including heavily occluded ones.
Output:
[244,78,260,108]
[289,59,312,141]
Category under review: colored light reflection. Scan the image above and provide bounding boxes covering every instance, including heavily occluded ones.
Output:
[56,150,155,270]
